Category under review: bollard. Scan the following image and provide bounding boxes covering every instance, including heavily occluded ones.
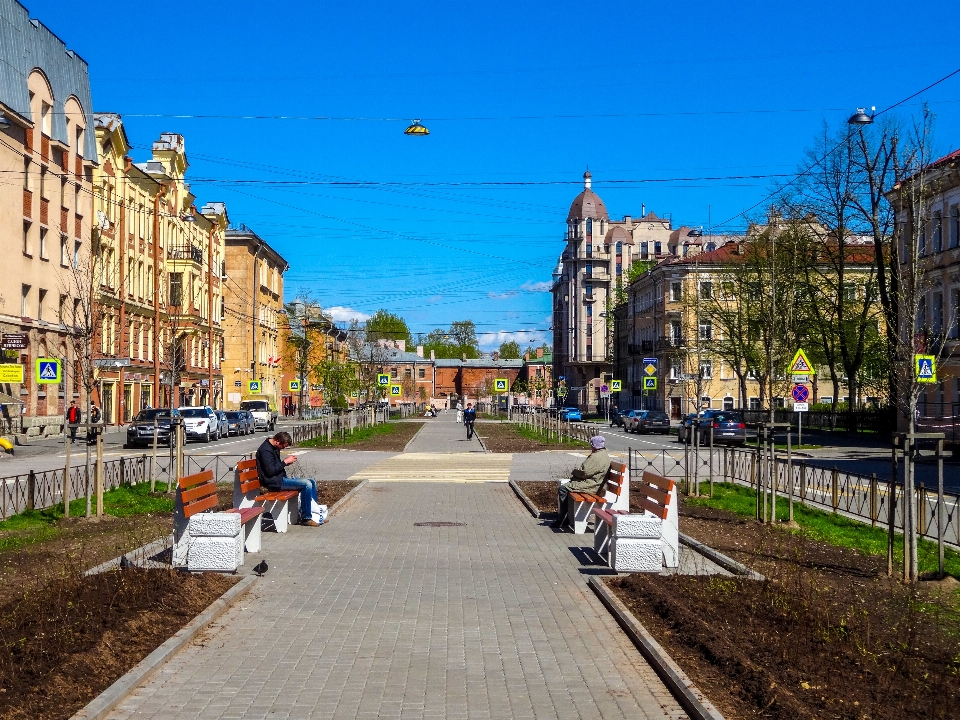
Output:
[918,483,926,540]
[870,473,877,527]
[26,470,35,511]
[63,438,72,516]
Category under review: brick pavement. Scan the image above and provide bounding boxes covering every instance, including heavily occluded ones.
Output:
[106,420,690,720]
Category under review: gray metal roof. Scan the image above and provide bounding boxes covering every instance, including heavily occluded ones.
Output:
[0,0,98,160]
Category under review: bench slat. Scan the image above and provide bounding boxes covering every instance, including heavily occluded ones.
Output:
[225,506,265,523]
[260,490,300,502]
[180,480,218,504]
[184,493,219,518]
[239,467,259,482]
[641,471,675,493]
[237,459,257,471]
[638,496,669,520]
[239,478,260,494]
[179,469,214,489]
[637,483,671,507]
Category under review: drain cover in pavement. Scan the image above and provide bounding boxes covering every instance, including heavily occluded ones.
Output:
[414,521,466,527]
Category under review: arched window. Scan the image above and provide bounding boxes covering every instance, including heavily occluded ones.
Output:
[586,218,593,235]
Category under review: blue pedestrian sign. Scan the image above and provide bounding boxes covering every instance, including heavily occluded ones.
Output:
[248,380,261,393]
[36,358,61,384]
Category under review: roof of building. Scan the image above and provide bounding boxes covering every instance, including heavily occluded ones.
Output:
[225,224,289,269]
[432,357,525,368]
[567,171,609,222]
[604,225,633,246]
[353,346,433,364]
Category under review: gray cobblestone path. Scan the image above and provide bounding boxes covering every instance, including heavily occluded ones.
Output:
[106,420,689,719]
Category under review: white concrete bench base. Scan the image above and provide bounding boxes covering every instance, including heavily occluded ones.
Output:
[610,537,664,573]
[185,512,243,573]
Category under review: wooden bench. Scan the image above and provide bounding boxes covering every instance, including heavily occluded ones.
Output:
[234,458,300,533]
[172,469,262,571]
[593,471,678,572]
[564,461,629,534]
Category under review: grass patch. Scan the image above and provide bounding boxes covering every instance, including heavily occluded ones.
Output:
[0,482,173,554]
[686,481,960,579]
[513,423,589,447]
[298,420,421,450]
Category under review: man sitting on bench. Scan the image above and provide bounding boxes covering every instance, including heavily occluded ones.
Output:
[550,434,611,528]
[256,431,322,527]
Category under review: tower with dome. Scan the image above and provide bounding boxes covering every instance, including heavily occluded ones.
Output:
[551,170,706,412]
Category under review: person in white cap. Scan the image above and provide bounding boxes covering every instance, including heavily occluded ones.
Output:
[551,434,611,528]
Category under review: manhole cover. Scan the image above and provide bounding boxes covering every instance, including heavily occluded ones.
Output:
[414,521,466,527]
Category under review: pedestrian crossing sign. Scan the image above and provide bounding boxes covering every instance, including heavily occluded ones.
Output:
[289,380,301,391]
[915,355,937,383]
[35,358,61,384]
[377,373,390,386]
[788,348,814,375]
[248,380,261,393]
[390,384,402,396]
[611,380,622,392]
[494,378,508,392]
[643,376,657,390]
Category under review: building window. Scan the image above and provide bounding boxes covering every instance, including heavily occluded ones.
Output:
[654,242,662,255]
[170,273,183,306]
[585,263,592,277]
[698,319,713,341]
[60,235,68,266]
[585,282,592,297]
[585,242,592,257]
[23,156,30,190]
[699,281,712,299]
[21,284,30,317]
[701,396,712,408]
[59,294,67,325]
[418,367,425,379]
[723,396,734,410]
[391,368,398,379]
[23,221,31,256]
[699,360,712,379]
[404,368,412,379]
[749,397,760,410]
[39,228,48,260]
[920,223,927,255]
[586,218,592,235]
[821,396,834,405]
[41,101,51,135]
[933,212,943,253]
[951,205,960,249]
[670,321,682,345]
[670,281,682,302]
[37,288,46,321]
[586,304,592,317]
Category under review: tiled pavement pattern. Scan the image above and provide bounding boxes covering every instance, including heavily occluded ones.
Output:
[349,452,514,483]
[106,419,690,719]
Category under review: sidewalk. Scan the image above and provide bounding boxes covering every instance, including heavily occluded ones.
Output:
[106,419,693,719]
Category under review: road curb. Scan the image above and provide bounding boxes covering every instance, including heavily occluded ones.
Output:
[329,478,368,517]
[71,574,257,720]
[679,532,765,580]
[588,577,727,720]
[508,478,541,518]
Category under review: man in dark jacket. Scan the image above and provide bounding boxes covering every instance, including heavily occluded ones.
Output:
[256,431,322,527]
[463,403,477,439]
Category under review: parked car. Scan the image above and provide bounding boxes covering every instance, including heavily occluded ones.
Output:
[634,410,671,435]
[222,410,250,436]
[178,406,218,442]
[241,410,256,432]
[214,410,228,439]
[676,413,700,443]
[559,407,582,422]
[697,410,747,446]
[622,409,644,433]
[239,398,277,432]
[124,408,181,448]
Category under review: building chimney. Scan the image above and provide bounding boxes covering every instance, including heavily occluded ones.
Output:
[396,339,405,352]
[623,215,631,226]
[430,349,435,361]
[462,353,467,362]
[524,352,529,361]
[537,347,544,359]
[416,345,424,358]
[641,203,646,217]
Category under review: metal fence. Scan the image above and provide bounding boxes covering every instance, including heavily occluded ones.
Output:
[627,445,960,550]
[740,408,893,434]
[514,412,598,443]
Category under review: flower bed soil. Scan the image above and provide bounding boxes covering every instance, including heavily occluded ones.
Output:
[479,423,589,452]
[299,421,423,451]
[0,568,236,720]
[515,480,661,516]
[607,499,960,720]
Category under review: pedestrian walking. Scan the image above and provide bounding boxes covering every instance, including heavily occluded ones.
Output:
[88,404,102,445]
[66,401,80,443]
[610,403,618,427]
[463,403,476,440]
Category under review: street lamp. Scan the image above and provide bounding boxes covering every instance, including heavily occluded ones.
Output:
[847,107,875,125]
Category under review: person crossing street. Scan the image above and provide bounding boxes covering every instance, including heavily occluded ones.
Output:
[463,402,476,439]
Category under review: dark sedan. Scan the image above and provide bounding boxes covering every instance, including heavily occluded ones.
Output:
[635,410,671,435]
[223,411,252,436]
[125,409,181,448]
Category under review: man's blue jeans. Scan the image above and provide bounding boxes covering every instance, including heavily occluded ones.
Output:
[281,477,319,523]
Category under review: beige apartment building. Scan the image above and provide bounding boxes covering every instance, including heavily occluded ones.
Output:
[552,170,713,410]
[92,126,227,421]
[0,3,96,437]
[222,226,287,410]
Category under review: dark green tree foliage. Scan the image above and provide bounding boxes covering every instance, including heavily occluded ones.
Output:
[365,309,412,344]
[498,340,521,359]
[420,320,481,359]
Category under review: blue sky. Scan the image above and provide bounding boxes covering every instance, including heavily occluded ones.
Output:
[30,0,960,350]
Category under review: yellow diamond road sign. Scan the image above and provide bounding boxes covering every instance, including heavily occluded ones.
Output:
[644,363,657,376]
[788,348,813,375]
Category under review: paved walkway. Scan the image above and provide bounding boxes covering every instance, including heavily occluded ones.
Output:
[108,419,691,719]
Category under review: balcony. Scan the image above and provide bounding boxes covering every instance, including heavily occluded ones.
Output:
[659,336,685,348]
[169,244,204,264]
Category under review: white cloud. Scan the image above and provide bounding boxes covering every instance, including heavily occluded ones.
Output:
[326,306,370,323]
[487,290,519,300]
[479,329,550,351]
[520,280,552,293]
